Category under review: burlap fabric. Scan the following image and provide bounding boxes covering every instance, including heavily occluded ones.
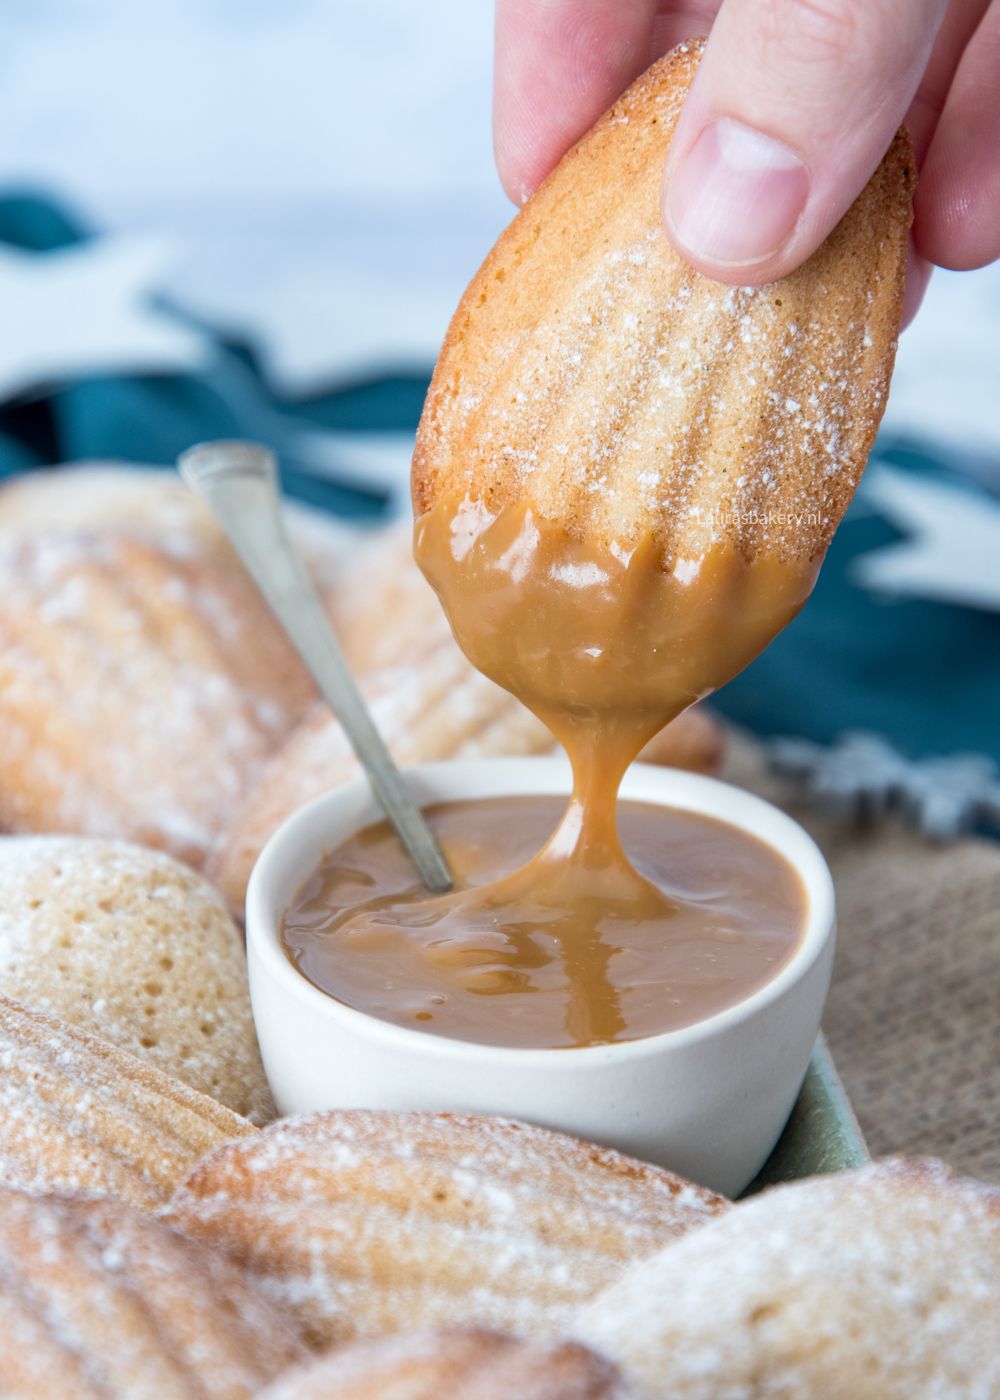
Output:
[723,730,1000,1182]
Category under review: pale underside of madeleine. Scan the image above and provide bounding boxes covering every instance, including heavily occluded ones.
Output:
[413,41,914,565]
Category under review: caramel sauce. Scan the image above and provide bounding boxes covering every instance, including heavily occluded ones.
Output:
[281,493,818,1048]
[283,794,806,1047]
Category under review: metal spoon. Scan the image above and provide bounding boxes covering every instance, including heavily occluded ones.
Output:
[178,439,453,892]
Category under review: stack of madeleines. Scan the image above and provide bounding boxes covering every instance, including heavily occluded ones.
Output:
[0,41,995,1400]
[0,997,997,1400]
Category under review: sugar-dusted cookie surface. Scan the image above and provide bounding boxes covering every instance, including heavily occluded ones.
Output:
[574,1158,1000,1398]
[0,465,353,868]
[327,523,454,675]
[164,1109,727,1350]
[0,530,310,867]
[0,837,273,1123]
[261,1326,631,1400]
[0,464,354,594]
[0,995,255,1208]
[0,1185,306,1398]
[414,41,914,567]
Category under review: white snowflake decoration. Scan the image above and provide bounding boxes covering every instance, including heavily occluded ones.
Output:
[768,731,1000,840]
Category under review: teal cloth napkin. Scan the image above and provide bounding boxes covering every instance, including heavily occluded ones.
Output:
[0,193,404,521]
[717,446,1000,765]
[2,193,998,770]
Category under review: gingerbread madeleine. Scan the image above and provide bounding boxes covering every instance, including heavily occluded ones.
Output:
[0,837,273,1123]
[0,463,354,602]
[260,1326,632,1400]
[0,465,358,868]
[573,1159,1000,1398]
[412,40,914,775]
[0,1185,306,1398]
[164,1110,726,1349]
[0,996,255,1209]
[326,523,455,674]
[0,530,310,868]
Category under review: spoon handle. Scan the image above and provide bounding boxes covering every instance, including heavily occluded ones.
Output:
[178,439,453,893]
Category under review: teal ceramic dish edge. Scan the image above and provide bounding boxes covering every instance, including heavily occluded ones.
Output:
[744,1034,868,1195]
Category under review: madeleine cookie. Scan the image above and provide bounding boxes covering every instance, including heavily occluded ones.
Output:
[0,996,255,1208]
[328,522,453,675]
[0,1185,306,1398]
[0,466,231,554]
[0,525,314,867]
[413,41,913,567]
[0,837,273,1123]
[0,464,355,594]
[574,1159,1000,1398]
[261,1326,631,1400]
[164,1110,726,1349]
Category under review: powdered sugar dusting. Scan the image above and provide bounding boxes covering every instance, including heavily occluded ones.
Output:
[0,836,273,1123]
[0,529,317,867]
[0,467,357,869]
[0,995,254,1208]
[0,1187,305,1393]
[575,1159,1000,1398]
[415,42,911,567]
[164,1109,726,1350]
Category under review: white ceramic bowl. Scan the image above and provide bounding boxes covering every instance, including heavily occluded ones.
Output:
[247,758,835,1197]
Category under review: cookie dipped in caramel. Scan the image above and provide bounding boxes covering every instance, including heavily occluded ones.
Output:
[288,42,913,1049]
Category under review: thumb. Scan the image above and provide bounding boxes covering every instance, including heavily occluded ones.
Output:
[663,0,945,283]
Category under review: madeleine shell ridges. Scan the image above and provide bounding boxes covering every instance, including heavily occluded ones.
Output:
[413,40,914,566]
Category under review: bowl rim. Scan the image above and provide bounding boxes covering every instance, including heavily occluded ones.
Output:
[246,756,835,1065]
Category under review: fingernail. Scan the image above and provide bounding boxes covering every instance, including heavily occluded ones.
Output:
[664,118,809,267]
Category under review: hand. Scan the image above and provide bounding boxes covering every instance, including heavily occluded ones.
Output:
[494,0,1000,317]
